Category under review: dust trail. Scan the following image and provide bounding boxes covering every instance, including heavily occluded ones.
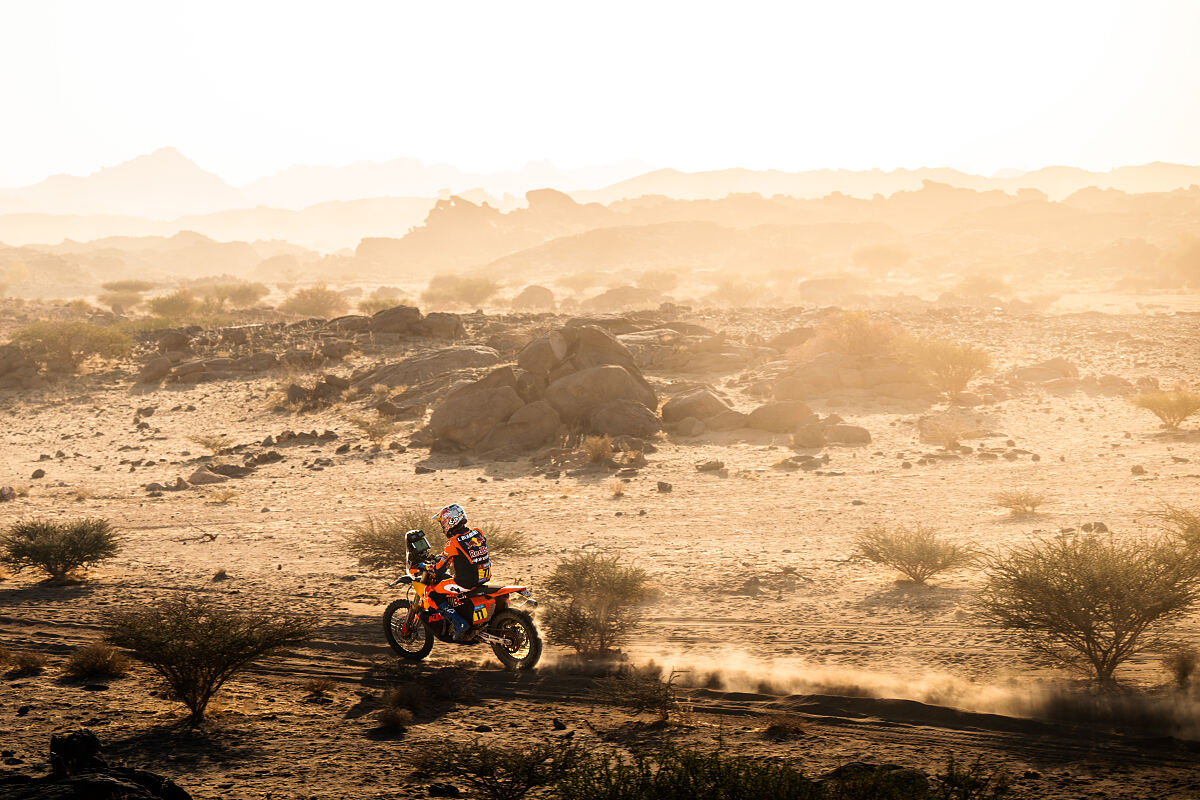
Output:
[618,649,1200,739]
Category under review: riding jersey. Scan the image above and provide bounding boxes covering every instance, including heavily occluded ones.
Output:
[432,526,491,589]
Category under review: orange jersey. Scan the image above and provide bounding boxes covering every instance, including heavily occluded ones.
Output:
[433,527,491,587]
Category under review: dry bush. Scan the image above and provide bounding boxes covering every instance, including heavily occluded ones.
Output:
[376,704,414,730]
[302,677,335,699]
[346,414,398,445]
[10,322,132,370]
[194,281,269,309]
[803,311,904,358]
[481,523,528,555]
[358,297,397,314]
[422,274,500,308]
[188,434,233,455]
[344,510,441,570]
[147,289,201,318]
[979,534,1200,684]
[278,284,349,318]
[71,487,95,502]
[1130,390,1200,429]
[106,595,316,722]
[411,740,582,800]
[100,280,156,293]
[763,714,807,740]
[556,272,601,294]
[920,419,972,450]
[1162,647,1199,691]
[589,665,681,720]
[0,518,120,582]
[65,641,130,679]
[206,489,238,506]
[543,552,653,655]
[852,525,977,585]
[1152,504,1200,548]
[582,434,613,463]
[907,338,991,395]
[992,490,1050,515]
[608,478,625,498]
[98,291,144,313]
[6,651,47,677]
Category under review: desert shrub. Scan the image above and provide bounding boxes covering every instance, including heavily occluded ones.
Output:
[346,414,398,445]
[302,677,335,699]
[1151,503,1200,548]
[803,311,904,357]
[6,651,47,677]
[1162,646,1199,690]
[543,552,653,655]
[589,664,680,720]
[1130,390,1200,429]
[992,490,1050,515]
[98,291,144,313]
[708,279,765,307]
[376,703,414,730]
[413,740,583,800]
[979,534,1200,684]
[763,714,807,740]
[278,284,349,318]
[101,280,156,293]
[0,518,120,582]
[582,434,613,463]
[344,510,441,570]
[422,274,500,308]
[206,489,238,506]
[10,322,131,369]
[147,289,201,318]
[64,641,130,679]
[106,595,316,722]
[482,523,528,555]
[852,525,976,584]
[608,478,625,497]
[919,418,973,449]
[907,338,991,395]
[188,434,234,455]
[193,281,269,309]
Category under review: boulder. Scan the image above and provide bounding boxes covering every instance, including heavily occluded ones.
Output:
[321,340,354,360]
[370,305,422,333]
[511,285,556,311]
[157,331,190,353]
[747,401,816,433]
[327,315,371,332]
[243,351,279,371]
[767,326,814,350]
[791,423,825,449]
[137,357,172,384]
[661,388,732,423]
[706,410,750,431]
[0,486,15,502]
[517,331,569,376]
[544,365,656,424]
[429,385,525,449]
[588,400,663,438]
[417,312,465,339]
[1012,357,1078,382]
[475,400,562,454]
[187,467,228,485]
[356,346,502,388]
[823,424,872,444]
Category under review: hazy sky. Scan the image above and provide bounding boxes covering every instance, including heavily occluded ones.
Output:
[3,0,1199,186]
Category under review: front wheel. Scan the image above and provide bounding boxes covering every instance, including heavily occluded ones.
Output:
[489,608,542,671]
[383,599,433,661]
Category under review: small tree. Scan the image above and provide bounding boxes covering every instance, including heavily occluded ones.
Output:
[1130,390,1200,429]
[10,322,131,370]
[279,284,349,318]
[908,338,991,395]
[852,525,976,584]
[543,552,653,655]
[106,595,316,722]
[978,534,1200,685]
[0,518,120,582]
[147,289,202,318]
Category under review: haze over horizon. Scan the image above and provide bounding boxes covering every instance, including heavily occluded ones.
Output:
[4,0,1200,187]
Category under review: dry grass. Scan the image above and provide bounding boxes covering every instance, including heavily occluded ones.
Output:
[6,651,47,677]
[582,434,613,463]
[278,284,349,318]
[1151,503,1200,548]
[993,490,1051,515]
[64,641,130,679]
[206,489,239,505]
[763,714,808,740]
[1130,390,1200,429]
[376,704,415,730]
[302,677,336,699]
[852,524,977,584]
[802,311,904,358]
[918,418,974,450]
[609,478,626,497]
[907,338,992,395]
[188,434,234,455]
[71,487,95,502]
[346,414,398,445]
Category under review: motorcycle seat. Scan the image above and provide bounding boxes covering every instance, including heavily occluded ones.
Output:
[464,585,500,597]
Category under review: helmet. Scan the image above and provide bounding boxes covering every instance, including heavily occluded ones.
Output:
[434,504,467,534]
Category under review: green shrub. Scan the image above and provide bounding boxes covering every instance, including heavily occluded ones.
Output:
[543,552,653,655]
[852,525,976,584]
[278,284,348,318]
[147,289,202,318]
[106,595,316,722]
[10,322,131,369]
[194,281,270,309]
[907,338,991,395]
[979,534,1200,684]
[65,641,130,679]
[1130,390,1200,429]
[344,509,441,570]
[422,274,500,308]
[0,518,120,582]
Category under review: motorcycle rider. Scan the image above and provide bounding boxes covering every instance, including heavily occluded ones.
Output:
[420,503,491,641]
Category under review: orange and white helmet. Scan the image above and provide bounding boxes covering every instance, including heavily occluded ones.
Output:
[434,503,466,534]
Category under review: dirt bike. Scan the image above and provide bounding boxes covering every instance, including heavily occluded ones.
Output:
[382,562,542,670]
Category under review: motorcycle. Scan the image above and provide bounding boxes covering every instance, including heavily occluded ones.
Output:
[382,530,542,670]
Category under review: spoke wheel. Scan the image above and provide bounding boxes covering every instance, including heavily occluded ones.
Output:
[383,598,433,661]
[489,608,542,671]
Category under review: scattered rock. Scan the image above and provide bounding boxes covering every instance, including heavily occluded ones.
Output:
[187,467,228,485]
[1130,464,1146,475]
[31,469,45,479]
[661,388,733,423]
[657,481,672,493]
[0,486,15,502]
[696,460,725,472]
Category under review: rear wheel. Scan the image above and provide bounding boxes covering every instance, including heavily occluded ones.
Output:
[383,599,433,661]
[489,608,541,670]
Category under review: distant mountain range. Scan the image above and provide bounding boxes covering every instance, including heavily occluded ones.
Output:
[3,149,1200,250]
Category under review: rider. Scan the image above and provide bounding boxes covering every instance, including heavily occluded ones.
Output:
[421,503,491,641]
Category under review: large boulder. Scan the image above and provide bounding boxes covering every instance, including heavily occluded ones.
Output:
[356,346,502,388]
[544,365,656,424]
[511,285,555,311]
[476,400,562,454]
[429,371,525,449]
[824,424,872,444]
[370,305,422,334]
[137,356,173,384]
[517,331,570,376]
[747,401,817,433]
[518,325,642,380]
[416,312,465,339]
[588,400,663,438]
[661,388,732,423]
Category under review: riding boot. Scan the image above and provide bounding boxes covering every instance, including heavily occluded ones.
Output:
[436,601,471,641]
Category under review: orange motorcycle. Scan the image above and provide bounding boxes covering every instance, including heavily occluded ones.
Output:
[382,529,541,670]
